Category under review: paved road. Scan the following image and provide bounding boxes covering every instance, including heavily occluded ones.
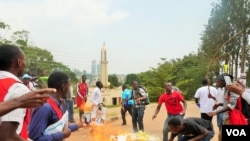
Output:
[66,101,219,141]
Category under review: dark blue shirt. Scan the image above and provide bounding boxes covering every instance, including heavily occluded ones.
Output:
[29,98,78,141]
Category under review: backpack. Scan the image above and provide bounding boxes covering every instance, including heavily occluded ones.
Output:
[241,97,250,124]
[138,86,150,105]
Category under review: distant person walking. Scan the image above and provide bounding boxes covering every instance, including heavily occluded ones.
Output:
[76,75,88,124]
[194,78,217,121]
[131,81,147,132]
[120,84,133,125]
[66,82,75,123]
[152,81,187,141]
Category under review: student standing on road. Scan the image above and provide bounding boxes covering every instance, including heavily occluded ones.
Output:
[131,81,147,132]
[120,84,133,125]
[194,78,217,121]
[76,75,88,124]
[152,81,187,141]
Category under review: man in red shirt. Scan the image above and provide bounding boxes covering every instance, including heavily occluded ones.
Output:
[76,75,88,124]
[152,81,187,141]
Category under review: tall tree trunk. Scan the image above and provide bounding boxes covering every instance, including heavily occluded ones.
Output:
[241,29,247,74]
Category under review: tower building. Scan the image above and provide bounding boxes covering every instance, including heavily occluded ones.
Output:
[100,42,109,87]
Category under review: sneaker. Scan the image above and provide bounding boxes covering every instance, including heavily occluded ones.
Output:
[121,123,126,125]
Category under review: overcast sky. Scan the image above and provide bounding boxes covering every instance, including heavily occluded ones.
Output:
[0,0,218,74]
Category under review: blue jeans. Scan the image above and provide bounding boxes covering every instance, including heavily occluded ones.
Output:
[163,114,183,141]
[132,105,145,132]
[121,104,133,124]
[66,99,75,122]
[179,130,214,141]
[217,112,223,130]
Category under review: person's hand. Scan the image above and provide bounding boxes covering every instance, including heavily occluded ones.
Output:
[213,103,219,110]
[196,103,200,108]
[62,126,71,138]
[207,111,216,117]
[84,97,87,102]
[168,138,174,141]
[17,88,56,108]
[181,111,185,116]
[152,115,156,120]
[121,106,125,111]
[226,82,245,95]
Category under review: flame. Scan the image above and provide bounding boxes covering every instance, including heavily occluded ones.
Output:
[79,101,93,113]
[87,123,130,141]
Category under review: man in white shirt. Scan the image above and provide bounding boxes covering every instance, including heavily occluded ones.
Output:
[194,78,217,121]
[90,81,105,124]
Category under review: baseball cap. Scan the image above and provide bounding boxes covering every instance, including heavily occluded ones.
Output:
[22,74,31,79]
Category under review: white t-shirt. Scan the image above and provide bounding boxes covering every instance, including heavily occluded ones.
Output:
[215,87,225,111]
[194,86,217,113]
[90,87,102,106]
[0,71,30,134]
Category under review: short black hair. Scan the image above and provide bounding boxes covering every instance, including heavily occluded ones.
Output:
[202,78,208,85]
[122,84,128,88]
[168,117,182,126]
[0,44,22,70]
[47,71,69,90]
[96,80,102,87]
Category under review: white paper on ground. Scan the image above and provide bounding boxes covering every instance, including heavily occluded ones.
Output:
[91,106,106,125]
[44,111,68,135]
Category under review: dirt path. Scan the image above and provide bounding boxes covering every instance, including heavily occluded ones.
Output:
[66,101,219,141]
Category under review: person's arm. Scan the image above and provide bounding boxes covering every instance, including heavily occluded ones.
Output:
[181,100,187,115]
[68,123,80,132]
[0,83,33,140]
[76,83,83,99]
[152,104,162,120]
[226,82,250,104]
[152,95,163,120]
[0,122,25,141]
[90,89,99,105]
[137,88,146,102]
[208,92,239,116]
[0,88,55,117]
[194,89,200,107]
[169,133,178,141]
[194,98,200,107]
[29,105,69,141]
[30,70,47,81]
[189,129,210,141]
[242,91,250,104]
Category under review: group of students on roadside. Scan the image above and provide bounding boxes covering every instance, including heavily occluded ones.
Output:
[194,73,250,141]
[121,73,250,141]
[0,44,87,141]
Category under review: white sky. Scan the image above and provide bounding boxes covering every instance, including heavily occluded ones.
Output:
[0,0,218,74]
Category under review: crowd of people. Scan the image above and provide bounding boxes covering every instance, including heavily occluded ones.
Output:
[1,43,250,141]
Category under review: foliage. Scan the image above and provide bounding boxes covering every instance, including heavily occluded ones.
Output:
[0,20,78,84]
[124,73,141,85]
[108,74,121,88]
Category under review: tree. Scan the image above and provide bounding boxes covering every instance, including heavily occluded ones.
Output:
[125,73,140,86]
[108,74,120,88]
